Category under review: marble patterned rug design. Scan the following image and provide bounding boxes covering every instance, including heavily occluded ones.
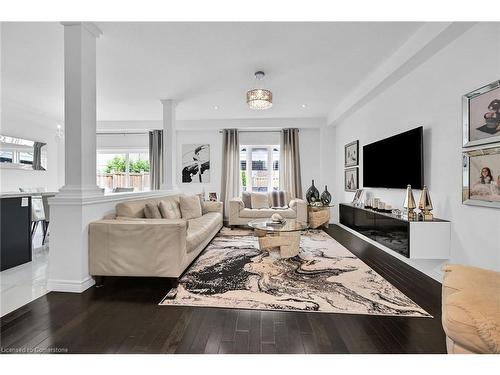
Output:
[160,228,431,317]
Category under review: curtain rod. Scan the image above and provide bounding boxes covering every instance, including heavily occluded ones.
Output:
[218,129,298,134]
[97,132,148,135]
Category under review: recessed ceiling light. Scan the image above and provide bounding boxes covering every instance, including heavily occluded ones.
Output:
[213,105,219,110]
[301,104,307,108]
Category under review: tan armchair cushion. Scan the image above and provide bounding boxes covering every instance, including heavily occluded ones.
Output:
[442,264,500,354]
[159,199,182,219]
[251,193,269,209]
[179,195,202,220]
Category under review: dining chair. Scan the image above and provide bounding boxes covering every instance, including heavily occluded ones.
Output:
[41,194,56,245]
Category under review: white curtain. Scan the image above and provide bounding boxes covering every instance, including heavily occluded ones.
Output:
[149,130,163,190]
[280,128,302,199]
[220,129,240,218]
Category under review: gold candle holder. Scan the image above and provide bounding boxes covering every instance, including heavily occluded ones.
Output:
[403,184,417,220]
[418,185,434,221]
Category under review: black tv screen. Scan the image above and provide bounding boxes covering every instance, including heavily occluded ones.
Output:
[363,127,424,189]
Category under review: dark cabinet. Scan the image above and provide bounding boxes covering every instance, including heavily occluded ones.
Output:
[1,196,32,271]
[339,203,409,258]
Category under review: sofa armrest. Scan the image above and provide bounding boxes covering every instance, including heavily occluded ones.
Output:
[289,198,308,223]
[89,219,187,277]
[203,201,223,214]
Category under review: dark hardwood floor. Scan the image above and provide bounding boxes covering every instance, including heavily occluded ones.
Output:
[0,225,447,354]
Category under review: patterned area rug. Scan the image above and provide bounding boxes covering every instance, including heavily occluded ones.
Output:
[160,228,431,317]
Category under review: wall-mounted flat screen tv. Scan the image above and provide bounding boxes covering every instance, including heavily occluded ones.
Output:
[363,126,424,189]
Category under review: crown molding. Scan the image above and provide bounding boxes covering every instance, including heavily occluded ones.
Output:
[60,22,102,38]
[327,22,476,127]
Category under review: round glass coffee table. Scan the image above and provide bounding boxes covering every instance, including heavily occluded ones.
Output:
[248,219,308,258]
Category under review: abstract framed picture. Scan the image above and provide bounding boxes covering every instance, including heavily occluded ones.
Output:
[462,145,500,208]
[463,80,500,148]
[345,167,359,192]
[344,140,359,167]
[181,144,210,183]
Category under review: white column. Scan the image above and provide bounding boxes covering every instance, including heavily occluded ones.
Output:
[58,22,103,199]
[160,99,177,190]
[48,22,103,293]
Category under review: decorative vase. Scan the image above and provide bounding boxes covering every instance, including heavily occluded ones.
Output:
[418,185,433,220]
[403,184,417,220]
[306,179,320,203]
[320,185,332,206]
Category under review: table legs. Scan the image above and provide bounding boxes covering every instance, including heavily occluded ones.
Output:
[254,229,300,258]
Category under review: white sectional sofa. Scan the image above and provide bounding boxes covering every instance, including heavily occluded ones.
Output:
[89,194,222,279]
[229,191,307,226]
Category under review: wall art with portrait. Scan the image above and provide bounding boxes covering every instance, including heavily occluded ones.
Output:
[181,144,210,183]
[345,167,359,192]
[463,80,500,147]
[462,145,500,208]
[344,140,359,167]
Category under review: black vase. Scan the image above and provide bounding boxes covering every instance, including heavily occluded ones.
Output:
[321,185,332,205]
[306,179,320,203]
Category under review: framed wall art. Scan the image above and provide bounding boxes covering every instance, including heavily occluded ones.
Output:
[345,167,359,192]
[344,140,359,167]
[463,80,500,148]
[181,144,210,183]
[462,145,500,208]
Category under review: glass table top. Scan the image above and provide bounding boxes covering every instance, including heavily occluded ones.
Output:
[247,219,308,233]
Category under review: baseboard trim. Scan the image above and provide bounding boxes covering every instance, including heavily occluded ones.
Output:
[47,276,95,293]
[337,223,444,283]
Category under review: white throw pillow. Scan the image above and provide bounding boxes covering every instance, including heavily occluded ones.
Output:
[251,193,270,209]
[179,195,203,220]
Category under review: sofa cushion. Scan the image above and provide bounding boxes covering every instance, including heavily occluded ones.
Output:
[186,212,221,252]
[180,195,203,220]
[159,199,182,219]
[251,193,269,209]
[115,195,181,218]
[239,208,297,219]
[269,190,288,208]
[242,191,252,208]
[144,203,162,218]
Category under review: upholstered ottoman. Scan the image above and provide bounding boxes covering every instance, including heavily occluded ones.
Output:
[441,264,500,354]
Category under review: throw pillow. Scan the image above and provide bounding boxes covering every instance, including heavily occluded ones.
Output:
[144,203,162,218]
[159,199,182,219]
[270,190,288,208]
[179,195,203,220]
[251,193,270,209]
[242,191,252,208]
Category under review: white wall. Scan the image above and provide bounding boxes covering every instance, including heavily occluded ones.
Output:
[176,127,322,199]
[0,101,64,192]
[176,130,222,197]
[331,23,500,277]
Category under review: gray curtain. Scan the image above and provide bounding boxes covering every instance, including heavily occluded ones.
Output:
[220,129,239,218]
[33,142,46,170]
[149,130,163,190]
[280,128,302,199]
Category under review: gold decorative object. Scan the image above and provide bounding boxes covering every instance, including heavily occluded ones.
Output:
[403,184,417,220]
[418,185,434,220]
[246,71,273,110]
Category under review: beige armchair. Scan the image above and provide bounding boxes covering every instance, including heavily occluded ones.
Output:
[441,264,500,354]
[229,192,307,226]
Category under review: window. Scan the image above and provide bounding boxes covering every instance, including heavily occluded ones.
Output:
[240,145,279,192]
[96,151,150,192]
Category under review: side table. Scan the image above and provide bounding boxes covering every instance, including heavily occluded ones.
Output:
[307,205,332,229]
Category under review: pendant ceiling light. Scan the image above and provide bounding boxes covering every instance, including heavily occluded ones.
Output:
[246,71,273,110]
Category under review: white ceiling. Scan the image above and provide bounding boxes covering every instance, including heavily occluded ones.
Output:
[1,22,423,122]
